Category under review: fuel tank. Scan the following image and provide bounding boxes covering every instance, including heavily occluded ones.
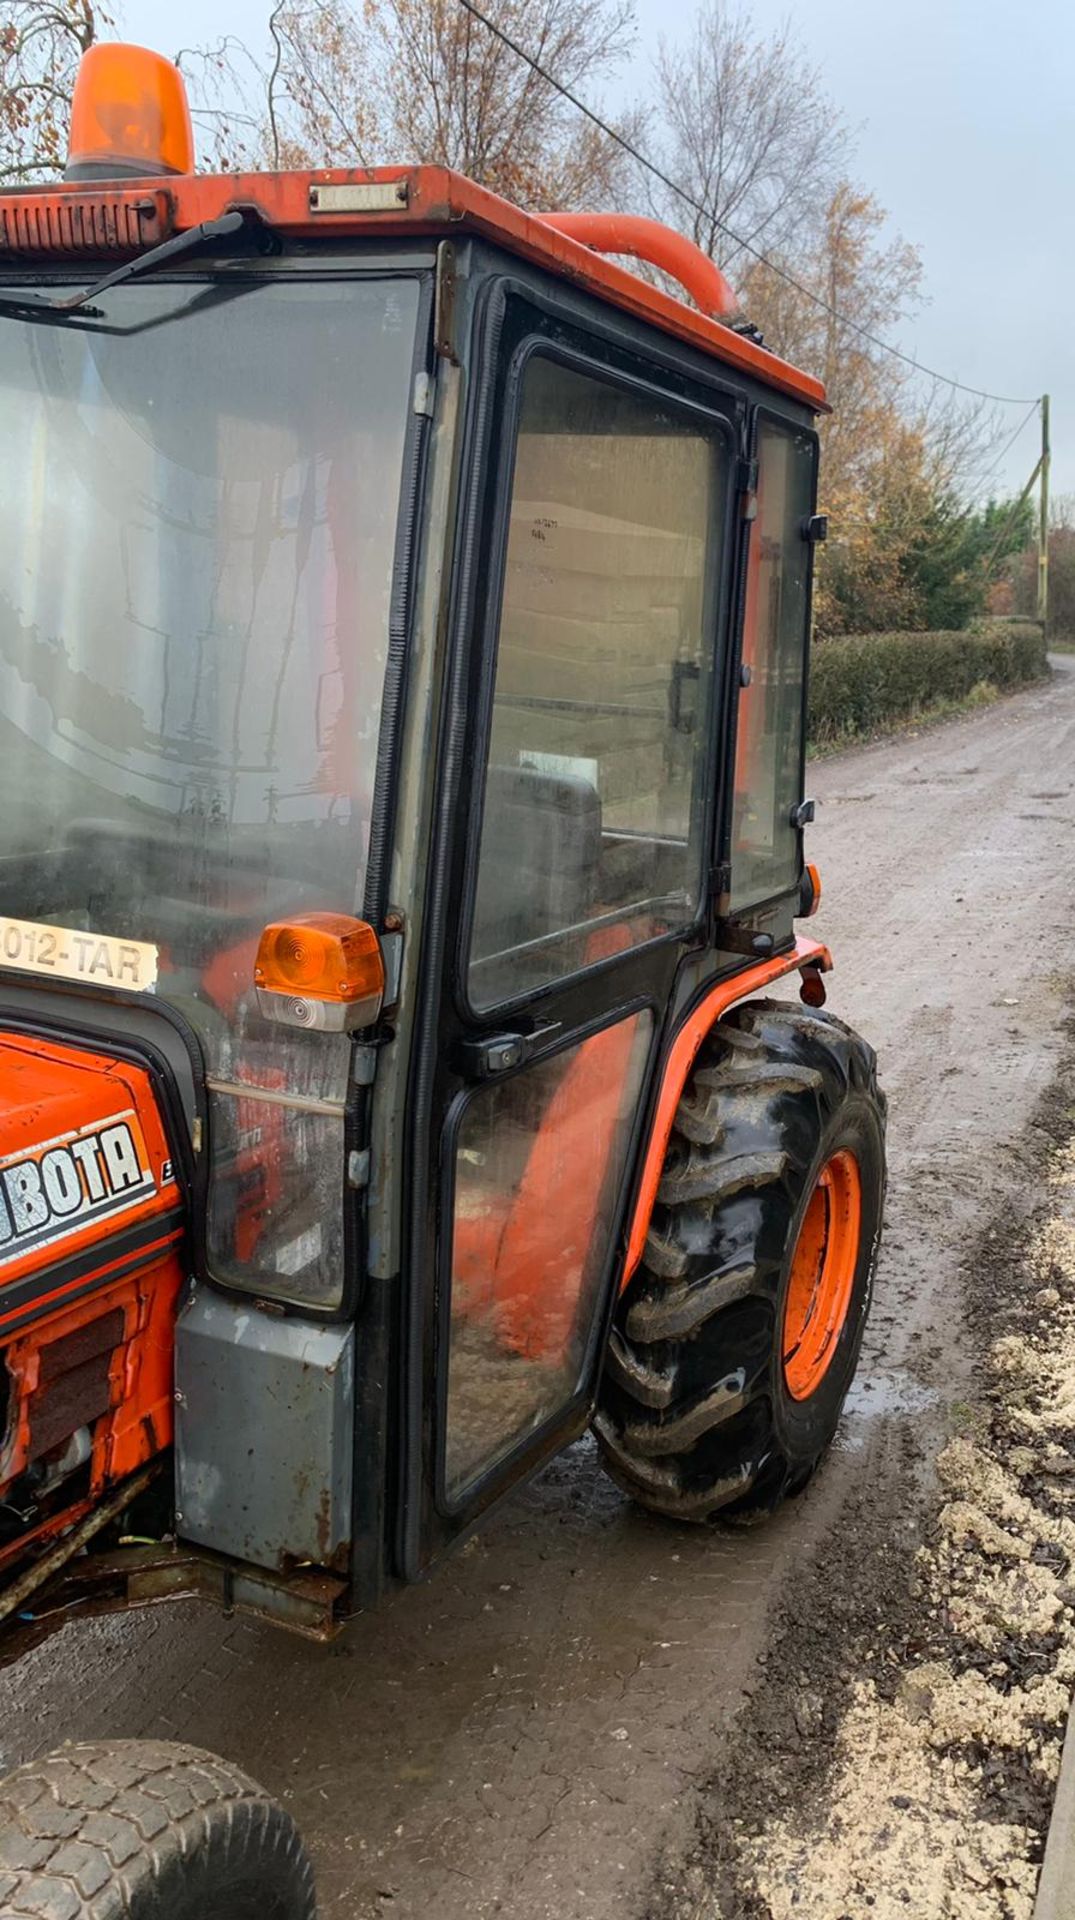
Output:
[0,1031,185,1570]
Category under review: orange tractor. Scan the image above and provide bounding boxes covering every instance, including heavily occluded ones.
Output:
[0,43,885,1915]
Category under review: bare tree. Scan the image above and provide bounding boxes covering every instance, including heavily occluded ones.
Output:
[250,2,382,170]
[1,3,273,181]
[0,0,110,184]
[651,2,850,274]
[265,0,642,208]
[741,183,921,492]
[381,0,639,206]
[173,34,272,172]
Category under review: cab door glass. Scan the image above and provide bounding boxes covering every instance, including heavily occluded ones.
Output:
[468,353,727,1011]
[445,1010,651,1498]
[730,421,815,909]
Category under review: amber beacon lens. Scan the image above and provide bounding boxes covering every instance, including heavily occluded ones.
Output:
[66,44,195,180]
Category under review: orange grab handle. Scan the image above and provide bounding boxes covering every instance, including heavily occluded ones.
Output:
[537,211,737,321]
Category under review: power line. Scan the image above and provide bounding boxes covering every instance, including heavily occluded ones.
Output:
[973,400,1041,496]
[455,0,1041,409]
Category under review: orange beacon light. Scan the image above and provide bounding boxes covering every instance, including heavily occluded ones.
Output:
[65,43,195,181]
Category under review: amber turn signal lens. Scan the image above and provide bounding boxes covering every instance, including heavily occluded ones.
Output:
[803,862,822,918]
[255,914,385,1005]
[66,43,195,180]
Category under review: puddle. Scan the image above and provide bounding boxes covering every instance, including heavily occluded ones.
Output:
[836,1369,941,1450]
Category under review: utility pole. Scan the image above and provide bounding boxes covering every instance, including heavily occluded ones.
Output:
[1038,393,1051,626]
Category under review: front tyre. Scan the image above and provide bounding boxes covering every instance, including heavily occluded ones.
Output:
[594,998,886,1521]
[0,1741,317,1919]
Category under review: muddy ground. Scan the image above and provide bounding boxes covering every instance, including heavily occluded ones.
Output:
[2,660,1074,1919]
[649,1007,1075,1920]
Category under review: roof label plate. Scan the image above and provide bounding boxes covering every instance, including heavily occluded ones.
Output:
[309,181,409,215]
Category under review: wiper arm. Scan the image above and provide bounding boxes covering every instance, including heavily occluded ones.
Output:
[0,209,247,322]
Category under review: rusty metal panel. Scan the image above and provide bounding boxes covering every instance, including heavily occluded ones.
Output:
[174,1287,353,1574]
[0,190,172,256]
[28,1348,113,1459]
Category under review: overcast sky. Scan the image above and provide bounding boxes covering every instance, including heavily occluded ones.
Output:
[125,0,1071,496]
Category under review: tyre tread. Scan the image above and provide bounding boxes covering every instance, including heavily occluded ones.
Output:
[0,1742,316,1920]
[595,995,885,1524]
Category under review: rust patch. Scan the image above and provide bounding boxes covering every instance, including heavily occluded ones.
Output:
[315,1484,334,1563]
[0,188,172,256]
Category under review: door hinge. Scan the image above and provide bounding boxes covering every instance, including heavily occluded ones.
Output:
[736,456,758,521]
[413,369,435,417]
[347,1148,371,1190]
[434,240,459,363]
[709,862,732,918]
[455,1021,563,1081]
[379,928,404,1009]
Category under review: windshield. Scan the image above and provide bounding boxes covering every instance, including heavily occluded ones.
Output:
[0,271,421,1304]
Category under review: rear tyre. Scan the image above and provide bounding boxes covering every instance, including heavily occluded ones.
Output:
[0,1740,317,1919]
[594,997,886,1522]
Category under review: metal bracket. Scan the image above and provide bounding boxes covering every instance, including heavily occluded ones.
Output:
[413,369,435,418]
[716,921,783,959]
[456,1020,563,1080]
[380,931,403,1010]
[347,1148,371,1190]
[351,1044,379,1088]
[434,241,459,363]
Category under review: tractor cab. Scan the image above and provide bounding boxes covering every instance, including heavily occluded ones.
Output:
[0,42,884,1919]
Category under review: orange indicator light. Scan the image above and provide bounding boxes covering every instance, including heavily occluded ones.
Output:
[255,915,385,1005]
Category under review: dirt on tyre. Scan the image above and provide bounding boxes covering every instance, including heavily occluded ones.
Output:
[0,1740,317,1919]
[595,997,886,1521]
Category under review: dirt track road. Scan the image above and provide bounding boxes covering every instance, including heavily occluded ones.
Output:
[2,661,1074,1920]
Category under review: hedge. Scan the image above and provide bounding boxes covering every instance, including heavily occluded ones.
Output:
[808,619,1049,745]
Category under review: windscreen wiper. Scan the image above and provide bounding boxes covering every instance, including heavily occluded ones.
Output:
[0,209,250,322]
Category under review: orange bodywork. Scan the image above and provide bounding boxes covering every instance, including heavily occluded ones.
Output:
[0,166,825,413]
[0,1034,185,1556]
[622,937,832,1287]
[0,1037,180,1306]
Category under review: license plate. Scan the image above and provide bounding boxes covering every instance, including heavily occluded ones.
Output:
[0,916,158,994]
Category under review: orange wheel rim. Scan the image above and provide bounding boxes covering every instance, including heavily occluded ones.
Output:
[782,1149,862,1401]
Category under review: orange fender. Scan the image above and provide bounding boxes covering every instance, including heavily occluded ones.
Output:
[620,937,832,1288]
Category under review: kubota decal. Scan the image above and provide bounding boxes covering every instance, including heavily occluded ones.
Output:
[0,1110,158,1268]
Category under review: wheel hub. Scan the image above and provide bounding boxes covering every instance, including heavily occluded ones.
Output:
[782,1149,862,1401]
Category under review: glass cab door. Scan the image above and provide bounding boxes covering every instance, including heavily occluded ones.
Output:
[729,418,817,911]
[403,301,738,1573]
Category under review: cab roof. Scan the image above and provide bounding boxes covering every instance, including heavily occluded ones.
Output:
[0,163,826,412]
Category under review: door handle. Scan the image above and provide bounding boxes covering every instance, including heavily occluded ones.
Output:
[455,1021,563,1080]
